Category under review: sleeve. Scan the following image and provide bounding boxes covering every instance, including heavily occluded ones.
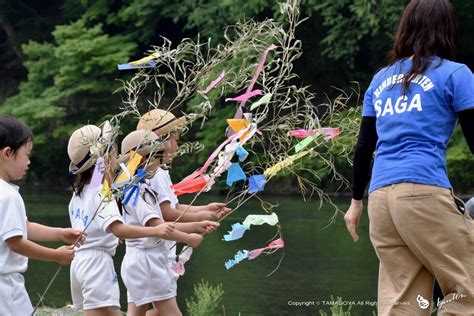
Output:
[95,196,124,233]
[134,190,161,226]
[351,116,378,200]
[150,174,173,205]
[445,65,474,112]
[362,78,377,117]
[0,195,25,241]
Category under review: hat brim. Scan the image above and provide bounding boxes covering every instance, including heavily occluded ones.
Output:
[152,116,187,137]
[117,143,165,164]
[69,121,114,174]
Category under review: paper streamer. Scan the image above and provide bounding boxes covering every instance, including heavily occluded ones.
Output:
[89,157,105,190]
[264,150,310,178]
[226,163,247,186]
[224,238,285,269]
[200,70,225,94]
[294,134,318,153]
[242,213,279,227]
[225,250,249,270]
[225,89,262,102]
[115,151,142,184]
[250,93,272,111]
[223,223,250,241]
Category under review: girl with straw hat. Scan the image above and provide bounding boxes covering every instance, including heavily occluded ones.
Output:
[119,129,219,316]
[67,122,175,315]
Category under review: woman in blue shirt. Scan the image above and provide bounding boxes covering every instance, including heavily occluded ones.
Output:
[344,0,474,315]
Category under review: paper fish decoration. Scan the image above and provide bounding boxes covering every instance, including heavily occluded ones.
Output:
[223,223,250,241]
[248,174,266,193]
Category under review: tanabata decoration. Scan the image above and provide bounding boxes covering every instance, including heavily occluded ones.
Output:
[121,169,147,207]
[223,213,279,242]
[90,157,105,190]
[223,223,250,241]
[115,151,142,185]
[170,246,193,276]
[225,89,262,102]
[248,174,266,193]
[200,70,225,94]
[236,146,249,162]
[320,127,341,141]
[294,134,319,153]
[289,128,341,141]
[224,239,285,269]
[263,150,310,178]
[118,52,159,70]
[226,163,247,187]
[250,93,272,111]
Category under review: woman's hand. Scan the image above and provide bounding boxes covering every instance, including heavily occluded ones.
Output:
[344,199,363,242]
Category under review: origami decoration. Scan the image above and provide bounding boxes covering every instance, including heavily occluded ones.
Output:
[236,146,249,162]
[264,150,310,178]
[171,175,209,196]
[224,238,284,269]
[248,174,266,193]
[320,127,341,141]
[170,246,193,276]
[225,89,262,102]
[115,151,142,184]
[226,163,246,186]
[294,134,318,153]
[118,60,156,70]
[225,250,249,270]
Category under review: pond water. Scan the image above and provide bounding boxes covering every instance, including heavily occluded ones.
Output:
[22,188,381,315]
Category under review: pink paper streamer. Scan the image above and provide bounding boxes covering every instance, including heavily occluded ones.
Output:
[248,238,285,260]
[320,127,341,141]
[227,44,277,137]
[89,157,105,190]
[225,89,262,102]
[201,70,225,94]
[288,129,317,139]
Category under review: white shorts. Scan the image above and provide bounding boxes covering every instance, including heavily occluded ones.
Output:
[0,273,33,316]
[121,246,176,306]
[70,249,120,310]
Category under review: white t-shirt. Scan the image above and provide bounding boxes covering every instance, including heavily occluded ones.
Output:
[148,168,179,258]
[149,168,179,208]
[123,183,163,249]
[68,184,123,256]
[0,179,28,274]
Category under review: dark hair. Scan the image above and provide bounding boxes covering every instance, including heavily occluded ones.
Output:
[0,115,34,155]
[71,167,93,197]
[387,0,459,92]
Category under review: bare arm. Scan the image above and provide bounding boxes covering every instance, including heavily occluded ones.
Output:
[147,218,203,247]
[108,220,174,240]
[5,236,75,265]
[27,221,85,246]
[160,201,202,222]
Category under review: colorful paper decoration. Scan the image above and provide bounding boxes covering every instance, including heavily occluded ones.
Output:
[225,89,262,102]
[242,213,279,227]
[250,93,272,111]
[263,150,310,178]
[226,163,247,186]
[200,70,225,94]
[248,174,266,193]
[236,146,249,162]
[223,223,250,241]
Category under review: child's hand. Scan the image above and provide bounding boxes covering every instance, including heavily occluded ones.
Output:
[203,203,232,219]
[195,221,220,234]
[60,228,86,247]
[155,223,175,238]
[54,245,75,266]
[187,233,203,248]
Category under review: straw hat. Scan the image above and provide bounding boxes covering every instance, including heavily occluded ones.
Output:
[67,121,113,174]
[136,109,187,137]
[119,129,166,163]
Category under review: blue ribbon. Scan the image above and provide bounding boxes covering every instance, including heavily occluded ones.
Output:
[122,169,147,206]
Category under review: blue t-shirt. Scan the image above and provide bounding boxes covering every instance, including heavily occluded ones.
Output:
[362,57,474,193]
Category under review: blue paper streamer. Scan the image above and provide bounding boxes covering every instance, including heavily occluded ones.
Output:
[223,223,250,241]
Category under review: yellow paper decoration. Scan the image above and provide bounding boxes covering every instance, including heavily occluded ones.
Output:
[263,150,310,178]
[115,151,142,184]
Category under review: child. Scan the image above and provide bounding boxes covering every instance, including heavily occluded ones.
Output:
[67,122,176,316]
[0,115,83,315]
[119,129,219,316]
